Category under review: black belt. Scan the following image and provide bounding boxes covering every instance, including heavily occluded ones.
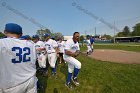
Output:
[48,52,55,54]
[37,52,45,55]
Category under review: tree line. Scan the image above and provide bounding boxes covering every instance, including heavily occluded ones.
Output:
[0,23,140,39]
[116,23,140,37]
[0,28,63,40]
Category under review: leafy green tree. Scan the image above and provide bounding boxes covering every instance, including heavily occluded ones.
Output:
[0,32,5,38]
[52,32,63,40]
[79,35,84,46]
[116,32,125,37]
[102,34,112,40]
[132,23,140,36]
[122,26,130,36]
[36,28,52,40]
[116,26,131,37]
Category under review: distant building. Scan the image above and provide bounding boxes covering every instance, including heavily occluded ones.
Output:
[64,36,73,41]
[115,36,140,42]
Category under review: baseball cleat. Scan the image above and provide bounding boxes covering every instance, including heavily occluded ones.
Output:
[71,77,80,86]
[65,82,73,89]
[51,73,57,79]
[42,71,48,77]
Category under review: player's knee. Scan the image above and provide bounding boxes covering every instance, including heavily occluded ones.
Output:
[50,64,55,68]
[68,68,74,73]
[75,62,81,69]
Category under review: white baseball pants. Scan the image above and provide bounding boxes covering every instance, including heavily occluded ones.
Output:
[64,56,81,73]
[47,53,57,68]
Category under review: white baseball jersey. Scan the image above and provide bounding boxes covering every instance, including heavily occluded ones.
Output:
[44,39,58,68]
[63,39,81,73]
[86,39,91,46]
[57,41,65,53]
[86,39,92,52]
[64,39,80,57]
[34,41,45,52]
[44,39,58,54]
[0,38,36,89]
[34,41,46,56]
[34,41,47,68]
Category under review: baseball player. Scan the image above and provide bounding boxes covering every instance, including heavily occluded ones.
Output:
[0,23,37,93]
[90,36,94,52]
[32,35,48,76]
[44,33,58,77]
[20,35,31,41]
[86,35,92,55]
[64,32,81,89]
[57,38,65,64]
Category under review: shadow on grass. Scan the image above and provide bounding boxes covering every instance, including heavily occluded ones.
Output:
[37,60,50,93]
[60,62,68,81]
[53,88,58,93]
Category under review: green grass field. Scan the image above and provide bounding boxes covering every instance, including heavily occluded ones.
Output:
[94,43,140,52]
[37,44,140,93]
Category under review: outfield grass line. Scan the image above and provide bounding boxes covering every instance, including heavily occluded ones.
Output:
[94,43,140,46]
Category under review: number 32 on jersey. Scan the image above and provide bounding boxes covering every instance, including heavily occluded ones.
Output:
[12,47,31,63]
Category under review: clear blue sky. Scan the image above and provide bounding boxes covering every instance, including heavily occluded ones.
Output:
[0,0,140,36]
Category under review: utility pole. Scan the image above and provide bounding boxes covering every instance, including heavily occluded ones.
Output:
[95,27,96,36]
[85,30,87,36]
[113,21,116,43]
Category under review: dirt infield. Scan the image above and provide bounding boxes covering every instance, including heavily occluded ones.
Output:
[89,49,140,64]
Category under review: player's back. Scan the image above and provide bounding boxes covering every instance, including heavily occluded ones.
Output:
[57,41,65,53]
[86,39,91,46]
[0,38,36,89]
[35,41,45,48]
[45,39,58,53]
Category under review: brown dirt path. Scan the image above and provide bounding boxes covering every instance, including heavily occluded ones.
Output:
[88,49,140,64]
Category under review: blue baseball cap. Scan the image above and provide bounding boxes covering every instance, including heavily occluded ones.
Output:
[44,33,49,37]
[32,35,39,39]
[20,35,26,40]
[5,23,22,34]
[20,35,30,40]
[25,35,30,39]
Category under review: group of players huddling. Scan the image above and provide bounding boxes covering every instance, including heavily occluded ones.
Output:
[0,23,92,93]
